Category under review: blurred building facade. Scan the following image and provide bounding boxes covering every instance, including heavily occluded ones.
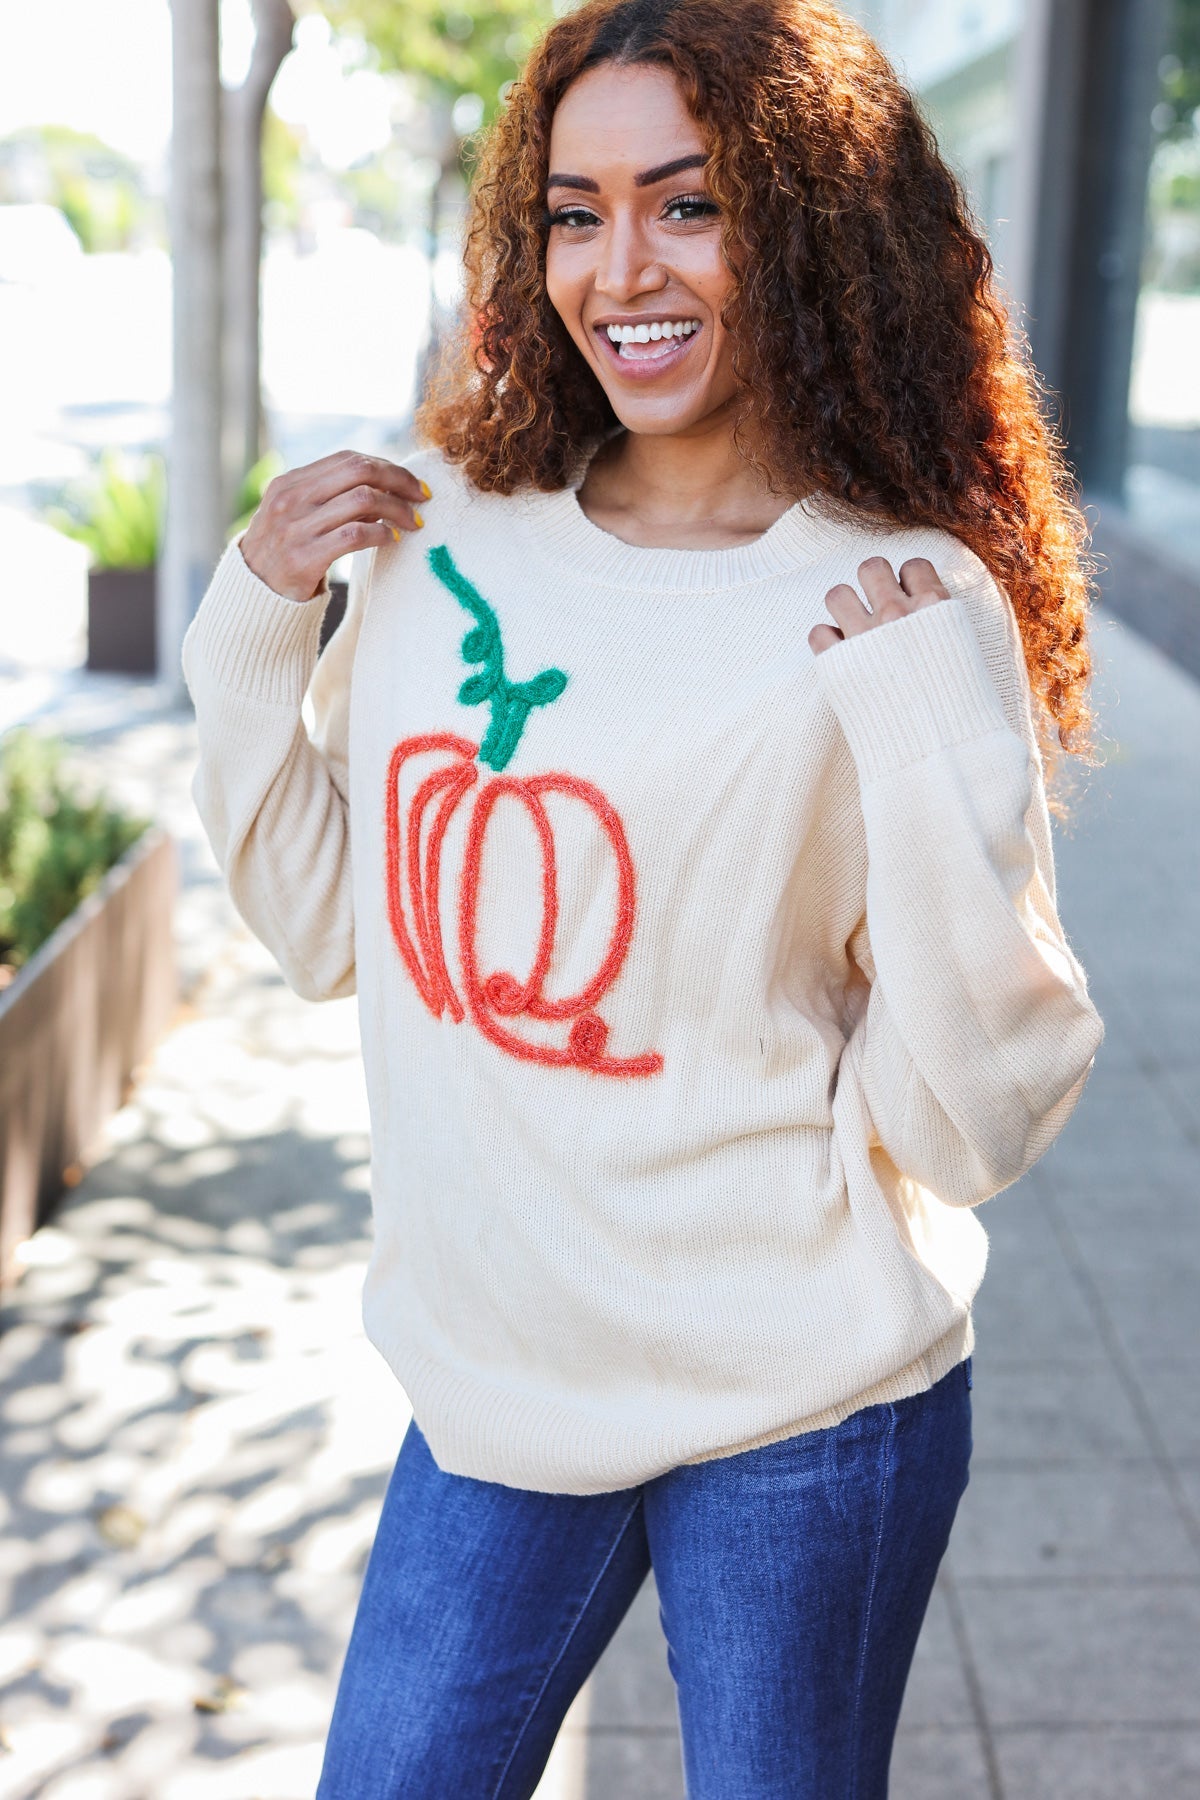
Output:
[847,0,1200,671]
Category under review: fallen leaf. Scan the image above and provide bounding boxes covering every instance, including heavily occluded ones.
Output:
[95,1504,146,1549]
[193,1674,248,1714]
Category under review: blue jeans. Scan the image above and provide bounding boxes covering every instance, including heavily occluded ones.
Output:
[317,1355,973,1799]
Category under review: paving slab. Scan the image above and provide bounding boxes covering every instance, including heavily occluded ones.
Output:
[957,1584,1200,1728]
[1135,1372,1200,1465]
[966,1354,1153,1461]
[968,1206,1114,1365]
[945,1461,1200,1581]
[993,1727,1200,1800]
[888,1727,996,1800]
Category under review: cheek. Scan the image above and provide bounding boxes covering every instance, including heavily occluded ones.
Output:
[679,243,735,322]
[544,247,583,334]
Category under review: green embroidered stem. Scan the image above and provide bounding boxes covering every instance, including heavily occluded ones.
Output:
[428,543,568,771]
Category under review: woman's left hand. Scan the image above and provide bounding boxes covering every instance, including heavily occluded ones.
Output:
[808,556,949,656]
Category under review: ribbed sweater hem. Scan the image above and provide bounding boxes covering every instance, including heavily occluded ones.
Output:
[372,1313,974,1495]
[678,1313,973,1465]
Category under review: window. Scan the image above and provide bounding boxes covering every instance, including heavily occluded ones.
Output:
[1125,8,1200,563]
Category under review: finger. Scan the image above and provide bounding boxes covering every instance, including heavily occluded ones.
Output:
[808,622,845,655]
[311,515,403,561]
[310,484,425,540]
[289,451,431,509]
[258,513,401,600]
[856,556,908,619]
[897,557,950,603]
[823,582,873,635]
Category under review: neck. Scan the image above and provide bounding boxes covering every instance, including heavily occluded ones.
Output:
[579,411,793,550]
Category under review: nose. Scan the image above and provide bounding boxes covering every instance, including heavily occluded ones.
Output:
[594,211,667,304]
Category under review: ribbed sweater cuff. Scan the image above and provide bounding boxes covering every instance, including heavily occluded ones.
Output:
[183,537,332,706]
[816,597,1010,783]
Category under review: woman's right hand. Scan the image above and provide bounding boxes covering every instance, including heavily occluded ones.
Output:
[238,449,431,604]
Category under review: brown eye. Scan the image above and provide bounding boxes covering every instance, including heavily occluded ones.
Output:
[546,205,600,230]
[663,194,720,222]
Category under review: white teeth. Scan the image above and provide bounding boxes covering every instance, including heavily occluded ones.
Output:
[604,319,700,345]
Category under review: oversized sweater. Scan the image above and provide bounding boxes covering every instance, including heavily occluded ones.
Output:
[181,444,1103,1495]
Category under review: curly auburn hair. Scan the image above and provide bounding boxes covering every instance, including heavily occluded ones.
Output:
[418,0,1097,784]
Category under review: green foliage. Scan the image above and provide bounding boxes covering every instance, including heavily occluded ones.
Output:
[0,730,147,974]
[1166,166,1200,208]
[45,450,165,571]
[228,449,287,541]
[1144,131,1200,289]
[0,124,162,252]
[1156,0,1200,142]
[49,445,288,567]
[313,0,556,127]
[342,153,409,238]
[262,107,305,235]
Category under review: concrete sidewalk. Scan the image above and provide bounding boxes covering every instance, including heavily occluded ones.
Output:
[0,602,1197,1798]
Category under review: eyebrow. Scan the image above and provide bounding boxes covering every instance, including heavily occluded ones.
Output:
[545,153,708,194]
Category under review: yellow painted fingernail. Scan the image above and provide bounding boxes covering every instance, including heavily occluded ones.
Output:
[390,526,400,542]
[413,510,425,529]
[419,479,432,501]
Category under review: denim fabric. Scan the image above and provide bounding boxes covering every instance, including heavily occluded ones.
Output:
[317,1355,973,1799]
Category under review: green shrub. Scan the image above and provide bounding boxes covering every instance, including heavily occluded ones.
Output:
[228,449,286,542]
[0,729,147,975]
[45,449,165,571]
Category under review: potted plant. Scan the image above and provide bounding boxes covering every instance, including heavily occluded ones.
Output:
[47,449,165,674]
[0,728,177,1286]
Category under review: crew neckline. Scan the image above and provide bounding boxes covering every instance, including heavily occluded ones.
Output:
[514,467,841,594]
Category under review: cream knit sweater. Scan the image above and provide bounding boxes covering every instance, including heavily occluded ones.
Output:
[182,444,1103,1495]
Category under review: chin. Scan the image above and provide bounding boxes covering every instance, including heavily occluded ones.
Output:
[608,405,703,435]
[595,381,741,443]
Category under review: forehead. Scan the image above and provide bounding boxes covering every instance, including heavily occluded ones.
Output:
[548,62,705,174]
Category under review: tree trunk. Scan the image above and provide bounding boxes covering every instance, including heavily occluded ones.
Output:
[415,104,462,409]
[161,0,224,698]
[221,0,295,525]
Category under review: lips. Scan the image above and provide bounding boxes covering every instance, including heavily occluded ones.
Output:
[591,320,702,379]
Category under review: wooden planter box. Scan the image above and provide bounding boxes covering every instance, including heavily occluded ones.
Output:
[0,827,178,1288]
[87,565,157,674]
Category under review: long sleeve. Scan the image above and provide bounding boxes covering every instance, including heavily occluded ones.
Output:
[817,553,1104,1209]
[181,538,375,1002]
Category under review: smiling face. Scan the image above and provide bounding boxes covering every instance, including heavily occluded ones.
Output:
[544,61,740,439]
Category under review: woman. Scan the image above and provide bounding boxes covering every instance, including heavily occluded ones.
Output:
[182,0,1104,1793]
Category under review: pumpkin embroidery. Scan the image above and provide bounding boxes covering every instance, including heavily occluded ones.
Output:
[384,546,663,1078]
